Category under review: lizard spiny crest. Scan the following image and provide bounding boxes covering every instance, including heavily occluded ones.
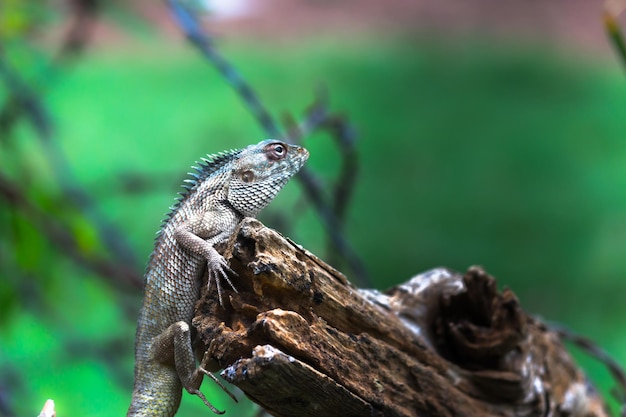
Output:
[159,149,241,230]
[183,149,241,199]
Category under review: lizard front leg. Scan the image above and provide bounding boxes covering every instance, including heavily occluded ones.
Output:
[151,321,237,414]
[174,221,239,306]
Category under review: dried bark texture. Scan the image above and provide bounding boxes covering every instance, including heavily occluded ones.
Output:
[193,218,608,417]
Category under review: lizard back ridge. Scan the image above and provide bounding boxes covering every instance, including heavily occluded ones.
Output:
[158,148,242,232]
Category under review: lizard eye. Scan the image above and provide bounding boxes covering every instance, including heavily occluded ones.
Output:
[241,170,255,183]
[267,143,287,160]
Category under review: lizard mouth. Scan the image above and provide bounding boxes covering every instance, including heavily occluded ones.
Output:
[289,144,309,171]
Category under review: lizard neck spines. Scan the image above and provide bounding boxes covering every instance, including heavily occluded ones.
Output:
[157,148,241,234]
[189,149,241,193]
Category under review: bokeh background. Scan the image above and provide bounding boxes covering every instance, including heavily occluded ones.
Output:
[1,0,626,415]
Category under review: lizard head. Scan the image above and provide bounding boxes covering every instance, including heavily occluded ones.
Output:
[228,139,309,217]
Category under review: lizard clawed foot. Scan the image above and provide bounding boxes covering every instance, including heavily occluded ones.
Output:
[198,349,238,403]
[199,366,238,403]
[188,386,226,415]
[207,256,239,307]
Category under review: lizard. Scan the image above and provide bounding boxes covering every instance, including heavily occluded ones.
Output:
[127,139,309,416]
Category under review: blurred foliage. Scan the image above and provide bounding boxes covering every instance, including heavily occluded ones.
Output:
[1,2,626,417]
[0,0,47,40]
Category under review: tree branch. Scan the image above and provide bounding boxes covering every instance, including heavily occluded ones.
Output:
[193,219,611,417]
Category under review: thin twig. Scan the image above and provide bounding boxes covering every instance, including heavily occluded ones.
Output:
[605,0,626,70]
[283,94,367,283]
[296,93,359,233]
[552,324,626,414]
[290,89,359,225]
[167,0,281,137]
[57,0,100,59]
[0,172,143,291]
[0,17,138,269]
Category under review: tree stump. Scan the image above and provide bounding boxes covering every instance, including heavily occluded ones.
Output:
[192,218,608,417]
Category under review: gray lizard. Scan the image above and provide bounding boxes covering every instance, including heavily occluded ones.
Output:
[127,139,309,416]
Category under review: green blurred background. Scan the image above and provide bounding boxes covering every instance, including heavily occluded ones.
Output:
[1,0,626,416]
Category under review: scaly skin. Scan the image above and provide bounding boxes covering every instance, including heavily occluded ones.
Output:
[127,140,309,416]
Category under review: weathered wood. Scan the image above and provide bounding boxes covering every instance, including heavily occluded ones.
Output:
[193,218,608,417]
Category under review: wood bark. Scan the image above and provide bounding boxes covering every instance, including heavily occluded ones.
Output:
[193,218,609,417]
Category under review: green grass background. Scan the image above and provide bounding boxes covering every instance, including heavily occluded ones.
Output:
[2,34,626,415]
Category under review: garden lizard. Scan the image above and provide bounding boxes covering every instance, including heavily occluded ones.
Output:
[127,139,309,416]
